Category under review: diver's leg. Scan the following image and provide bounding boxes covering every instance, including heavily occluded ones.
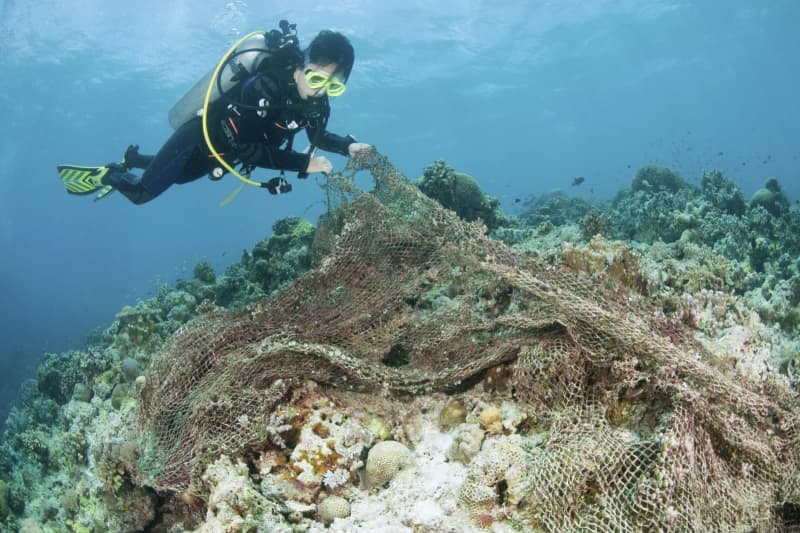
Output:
[123,145,154,170]
[106,119,208,205]
[101,168,156,204]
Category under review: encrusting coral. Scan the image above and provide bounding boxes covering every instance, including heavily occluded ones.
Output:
[458,434,531,520]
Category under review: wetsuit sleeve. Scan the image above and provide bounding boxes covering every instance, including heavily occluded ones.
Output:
[306,123,354,157]
[235,143,311,172]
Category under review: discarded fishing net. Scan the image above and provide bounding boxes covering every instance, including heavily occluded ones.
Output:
[135,151,799,530]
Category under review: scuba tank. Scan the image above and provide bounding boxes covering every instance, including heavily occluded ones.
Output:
[168,21,300,130]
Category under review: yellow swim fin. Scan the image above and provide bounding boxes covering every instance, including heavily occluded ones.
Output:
[57,164,111,195]
[57,164,119,201]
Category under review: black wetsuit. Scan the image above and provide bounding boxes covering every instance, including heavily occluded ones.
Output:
[105,63,353,204]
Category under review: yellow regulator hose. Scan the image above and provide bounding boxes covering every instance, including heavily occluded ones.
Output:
[202,31,265,187]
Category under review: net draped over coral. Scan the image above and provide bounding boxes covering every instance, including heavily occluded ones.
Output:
[135,151,799,530]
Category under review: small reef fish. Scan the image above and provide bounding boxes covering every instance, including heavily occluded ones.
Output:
[571,176,585,187]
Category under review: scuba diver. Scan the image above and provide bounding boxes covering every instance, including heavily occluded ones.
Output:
[57,21,371,204]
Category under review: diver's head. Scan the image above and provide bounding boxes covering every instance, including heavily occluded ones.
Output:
[306,30,354,81]
[294,30,354,100]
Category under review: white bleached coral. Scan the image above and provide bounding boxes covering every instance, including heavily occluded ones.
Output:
[365,440,411,488]
[458,434,532,515]
[317,495,351,524]
[196,455,291,533]
[287,405,370,490]
[447,423,484,464]
[322,468,351,489]
[326,413,479,533]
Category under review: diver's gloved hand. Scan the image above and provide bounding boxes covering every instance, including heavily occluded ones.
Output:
[304,156,333,176]
[266,177,292,195]
[348,142,372,158]
[347,142,375,171]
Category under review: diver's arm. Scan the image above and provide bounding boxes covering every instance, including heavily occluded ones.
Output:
[307,124,371,160]
[305,121,355,156]
[236,143,311,172]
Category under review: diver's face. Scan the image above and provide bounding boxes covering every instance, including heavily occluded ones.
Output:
[295,62,340,100]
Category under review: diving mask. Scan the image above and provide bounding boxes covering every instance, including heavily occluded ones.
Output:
[304,69,347,97]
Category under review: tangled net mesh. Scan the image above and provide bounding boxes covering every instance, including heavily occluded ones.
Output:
[135,151,800,531]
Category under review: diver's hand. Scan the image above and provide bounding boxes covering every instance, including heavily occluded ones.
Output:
[348,142,372,158]
[305,156,333,174]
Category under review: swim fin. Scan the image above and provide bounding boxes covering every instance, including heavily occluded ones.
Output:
[57,164,111,195]
[57,146,148,202]
[57,164,119,201]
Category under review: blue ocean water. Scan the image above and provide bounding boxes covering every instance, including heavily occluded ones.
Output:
[0,0,798,416]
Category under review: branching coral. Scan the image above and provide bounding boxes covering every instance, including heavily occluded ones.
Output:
[16,430,49,463]
[519,190,594,228]
[96,458,127,494]
[701,169,746,216]
[249,217,315,293]
[580,209,613,240]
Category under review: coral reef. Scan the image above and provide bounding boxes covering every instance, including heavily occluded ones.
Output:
[477,406,503,435]
[579,208,613,239]
[0,379,157,531]
[128,153,797,531]
[247,217,315,294]
[517,190,595,228]
[447,423,485,465]
[1,156,799,532]
[458,434,531,520]
[610,168,697,243]
[193,261,217,285]
[701,169,746,215]
[513,168,800,342]
[438,398,467,430]
[36,349,111,406]
[0,216,321,531]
